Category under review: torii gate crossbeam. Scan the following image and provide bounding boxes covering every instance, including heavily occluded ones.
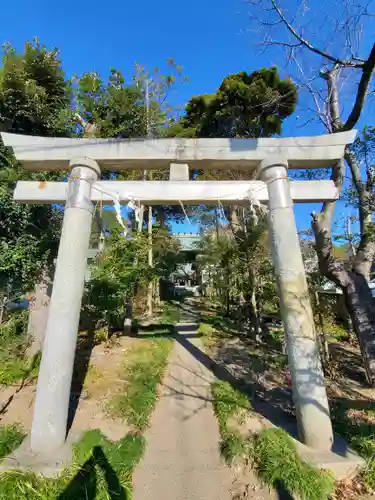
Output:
[13,179,339,205]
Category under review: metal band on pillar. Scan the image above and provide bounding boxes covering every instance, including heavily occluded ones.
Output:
[66,157,101,211]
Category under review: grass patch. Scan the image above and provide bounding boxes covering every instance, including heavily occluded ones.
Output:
[0,350,40,386]
[0,429,144,499]
[0,424,26,460]
[201,313,233,334]
[252,428,335,500]
[211,382,334,500]
[107,338,172,431]
[0,311,40,385]
[211,381,251,435]
[220,433,251,464]
[160,301,180,325]
[198,322,218,349]
[198,314,234,349]
[211,381,252,464]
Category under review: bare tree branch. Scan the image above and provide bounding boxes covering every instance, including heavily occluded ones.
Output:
[318,69,345,229]
[291,54,331,131]
[343,42,375,130]
[321,65,342,132]
[269,0,365,67]
[259,38,303,49]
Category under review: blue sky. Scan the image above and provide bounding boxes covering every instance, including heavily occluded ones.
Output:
[2,0,373,238]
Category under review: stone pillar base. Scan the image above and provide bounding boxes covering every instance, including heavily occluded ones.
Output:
[0,430,82,478]
[295,436,365,481]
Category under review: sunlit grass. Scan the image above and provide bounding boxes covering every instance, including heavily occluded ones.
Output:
[0,429,144,500]
[107,338,172,431]
[252,428,335,500]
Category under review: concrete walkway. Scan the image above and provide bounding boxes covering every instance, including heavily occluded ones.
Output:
[132,318,231,500]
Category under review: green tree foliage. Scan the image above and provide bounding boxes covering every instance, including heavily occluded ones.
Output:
[0,39,70,302]
[84,228,183,324]
[197,211,278,323]
[0,181,62,295]
[71,70,148,139]
[71,58,187,140]
[152,227,184,279]
[84,232,150,325]
[0,38,70,136]
[171,67,297,138]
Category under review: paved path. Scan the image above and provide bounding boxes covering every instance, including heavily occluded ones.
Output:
[133,312,231,499]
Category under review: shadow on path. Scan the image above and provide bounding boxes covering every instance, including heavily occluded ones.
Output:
[67,332,96,434]
[275,480,294,500]
[58,446,127,500]
[173,329,354,458]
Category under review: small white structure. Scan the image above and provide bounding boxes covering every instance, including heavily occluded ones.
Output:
[1,131,356,467]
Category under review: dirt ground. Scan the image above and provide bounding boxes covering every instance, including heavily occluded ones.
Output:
[0,335,135,441]
[201,306,375,499]
[1,302,374,499]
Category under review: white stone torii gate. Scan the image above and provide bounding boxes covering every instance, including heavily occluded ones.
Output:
[1,131,357,468]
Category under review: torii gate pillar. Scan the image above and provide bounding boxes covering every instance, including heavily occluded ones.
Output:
[30,158,100,454]
[259,158,333,450]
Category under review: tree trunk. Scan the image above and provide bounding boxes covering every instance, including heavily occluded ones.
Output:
[342,272,375,386]
[154,279,161,310]
[313,225,375,385]
[123,301,133,335]
[0,291,6,325]
[249,267,262,341]
[310,68,375,385]
[313,289,330,372]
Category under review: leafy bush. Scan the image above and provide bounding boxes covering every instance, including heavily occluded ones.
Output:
[83,233,151,328]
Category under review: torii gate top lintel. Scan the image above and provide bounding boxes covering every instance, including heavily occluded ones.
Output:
[1,130,357,172]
